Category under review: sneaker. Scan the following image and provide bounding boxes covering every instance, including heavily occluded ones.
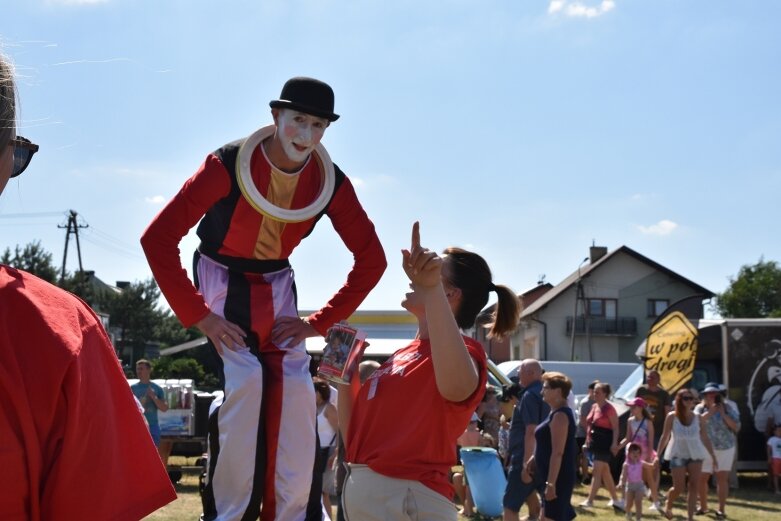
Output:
[579,500,594,508]
[608,499,626,511]
[649,501,661,512]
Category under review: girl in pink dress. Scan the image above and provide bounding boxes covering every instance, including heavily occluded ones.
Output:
[620,397,660,511]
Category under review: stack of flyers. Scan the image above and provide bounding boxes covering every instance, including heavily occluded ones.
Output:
[318,323,367,385]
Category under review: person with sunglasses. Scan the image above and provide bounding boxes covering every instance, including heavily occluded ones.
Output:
[8,136,37,177]
[1,52,176,519]
[655,389,717,521]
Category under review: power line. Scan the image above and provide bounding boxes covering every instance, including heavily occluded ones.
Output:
[81,233,145,260]
[0,211,67,219]
[82,224,145,259]
[0,221,61,227]
[88,225,143,253]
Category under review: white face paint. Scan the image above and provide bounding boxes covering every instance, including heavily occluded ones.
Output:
[276,109,328,164]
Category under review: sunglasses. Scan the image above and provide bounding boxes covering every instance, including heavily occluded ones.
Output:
[681,396,694,402]
[9,136,39,178]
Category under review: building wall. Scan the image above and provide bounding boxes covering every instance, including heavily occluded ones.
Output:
[519,252,707,363]
[616,271,707,359]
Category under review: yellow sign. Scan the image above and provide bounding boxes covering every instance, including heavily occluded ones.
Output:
[645,311,698,393]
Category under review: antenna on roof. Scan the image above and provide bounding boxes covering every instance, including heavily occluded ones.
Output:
[538,274,546,285]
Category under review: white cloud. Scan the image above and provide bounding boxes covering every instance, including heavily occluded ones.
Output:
[548,0,615,19]
[549,1,565,14]
[637,219,678,236]
[145,195,166,204]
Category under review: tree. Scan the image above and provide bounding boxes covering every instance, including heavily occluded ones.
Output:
[152,357,205,382]
[2,241,94,301]
[152,356,220,390]
[716,258,781,318]
[154,311,200,348]
[59,270,96,306]
[1,241,59,283]
[94,278,165,358]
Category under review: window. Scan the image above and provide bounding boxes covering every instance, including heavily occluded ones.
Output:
[587,298,617,318]
[647,299,669,317]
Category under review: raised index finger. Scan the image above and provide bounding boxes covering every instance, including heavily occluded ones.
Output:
[411,221,420,251]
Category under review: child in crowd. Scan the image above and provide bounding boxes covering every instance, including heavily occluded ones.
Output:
[457,412,483,449]
[619,396,660,511]
[498,414,510,465]
[767,424,781,494]
[621,443,655,520]
[454,413,484,517]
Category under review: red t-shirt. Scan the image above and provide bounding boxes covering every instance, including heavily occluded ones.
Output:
[346,336,487,499]
[0,266,176,520]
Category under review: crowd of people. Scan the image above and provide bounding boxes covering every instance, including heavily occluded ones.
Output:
[424,363,760,521]
[304,354,761,521]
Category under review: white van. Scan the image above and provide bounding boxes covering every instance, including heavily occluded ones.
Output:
[497,360,639,397]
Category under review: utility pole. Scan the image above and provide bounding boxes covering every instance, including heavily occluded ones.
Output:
[58,209,88,282]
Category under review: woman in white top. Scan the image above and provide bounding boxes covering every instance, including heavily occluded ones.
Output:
[656,388,716,521]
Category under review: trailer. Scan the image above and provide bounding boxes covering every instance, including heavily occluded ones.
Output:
[697,319,781,470]
[619,318,781,471]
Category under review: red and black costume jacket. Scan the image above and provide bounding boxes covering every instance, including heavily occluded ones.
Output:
[141,138,387,335]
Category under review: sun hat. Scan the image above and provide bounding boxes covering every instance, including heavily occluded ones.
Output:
[626,397,648,408]
[702,382,721,394]
[269,77,340,121]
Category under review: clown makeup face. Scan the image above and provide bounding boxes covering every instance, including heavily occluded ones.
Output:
[275,109,328,164]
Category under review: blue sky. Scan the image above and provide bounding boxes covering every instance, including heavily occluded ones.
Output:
[2,0,780,317]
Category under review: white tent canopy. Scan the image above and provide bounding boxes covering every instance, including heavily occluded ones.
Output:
[160,335,409,359]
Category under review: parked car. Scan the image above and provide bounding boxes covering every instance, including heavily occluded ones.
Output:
[498,360,638,393]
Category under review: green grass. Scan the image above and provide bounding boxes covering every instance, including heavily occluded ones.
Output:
[559,473,779,521]
[144,462,781,520]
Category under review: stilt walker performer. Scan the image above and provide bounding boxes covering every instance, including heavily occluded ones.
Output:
[141,77,387,521]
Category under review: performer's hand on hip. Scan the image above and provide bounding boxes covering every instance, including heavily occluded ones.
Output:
[272,316,318,347]
[196,312,247,355]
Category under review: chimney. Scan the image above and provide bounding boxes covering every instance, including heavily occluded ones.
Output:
[590,246,607,264]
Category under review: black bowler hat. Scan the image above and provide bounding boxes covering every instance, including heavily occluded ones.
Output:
[269,77,340,122]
